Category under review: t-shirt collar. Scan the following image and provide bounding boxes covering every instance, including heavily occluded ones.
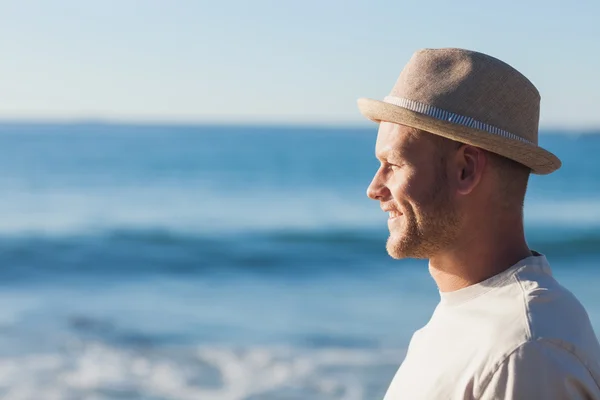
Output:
[438,252,551,306]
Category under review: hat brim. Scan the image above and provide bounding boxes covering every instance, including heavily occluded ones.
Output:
[357,98,561,175]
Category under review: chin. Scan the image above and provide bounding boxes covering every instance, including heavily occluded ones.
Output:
[386,249,407,260]
[386,235,409,260]
[386,234,430,260]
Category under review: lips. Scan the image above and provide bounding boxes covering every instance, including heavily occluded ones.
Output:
[382,204,402,221]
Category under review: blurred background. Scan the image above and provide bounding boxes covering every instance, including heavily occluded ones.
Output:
[1,1,599,399]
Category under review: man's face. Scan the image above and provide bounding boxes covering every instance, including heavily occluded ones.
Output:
[367,122,460,259]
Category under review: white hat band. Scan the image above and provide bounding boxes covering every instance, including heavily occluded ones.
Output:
[383,96,534,145]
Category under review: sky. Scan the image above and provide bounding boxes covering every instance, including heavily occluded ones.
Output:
[1,0,599,128]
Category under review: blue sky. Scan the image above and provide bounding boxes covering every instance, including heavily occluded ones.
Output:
[1,0,599,128]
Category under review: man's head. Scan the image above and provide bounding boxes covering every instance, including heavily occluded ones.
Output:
[357,48,561,177]
[367,122,530,260]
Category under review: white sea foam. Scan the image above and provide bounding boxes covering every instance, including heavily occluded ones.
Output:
[0,342,402,400]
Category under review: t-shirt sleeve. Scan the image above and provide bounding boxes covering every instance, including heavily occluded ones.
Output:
[478,340,600,400]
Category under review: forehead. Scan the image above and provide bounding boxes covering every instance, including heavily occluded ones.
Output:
[375,122,429,160]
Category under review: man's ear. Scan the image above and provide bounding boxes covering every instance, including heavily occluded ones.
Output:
[454,145,486,195]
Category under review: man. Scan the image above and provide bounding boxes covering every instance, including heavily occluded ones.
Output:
[357,48,600,399]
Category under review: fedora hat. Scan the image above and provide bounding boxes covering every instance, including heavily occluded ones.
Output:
[357,48,561,174]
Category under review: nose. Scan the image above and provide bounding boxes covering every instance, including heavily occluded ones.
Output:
[366,169,389,201]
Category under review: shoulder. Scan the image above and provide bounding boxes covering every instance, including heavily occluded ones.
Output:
[470,262,600,397]
[513,263,599,346]
[475,339,600,399]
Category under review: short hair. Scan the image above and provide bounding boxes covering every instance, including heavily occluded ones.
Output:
[418,129,530,211]
[486,151,530,210]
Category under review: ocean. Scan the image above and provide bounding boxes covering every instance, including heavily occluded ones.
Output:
[0,122,598,400]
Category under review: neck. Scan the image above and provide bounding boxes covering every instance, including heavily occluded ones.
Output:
[428,213,532,293]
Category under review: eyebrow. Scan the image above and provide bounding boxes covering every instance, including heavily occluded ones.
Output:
[376,149,405,163]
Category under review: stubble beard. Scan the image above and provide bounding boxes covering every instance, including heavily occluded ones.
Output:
[386,183,460,260]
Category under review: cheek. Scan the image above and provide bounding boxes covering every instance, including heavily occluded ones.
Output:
[388,170,417,203]
[389,169,436,208]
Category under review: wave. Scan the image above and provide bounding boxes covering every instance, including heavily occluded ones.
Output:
[0,226,598,281]
[0,340,400,400]
[1,186,600,237]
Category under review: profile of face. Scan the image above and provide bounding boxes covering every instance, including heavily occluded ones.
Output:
[367,122,460,259]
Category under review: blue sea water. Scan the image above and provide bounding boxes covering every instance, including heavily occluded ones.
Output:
[0,123,598,399]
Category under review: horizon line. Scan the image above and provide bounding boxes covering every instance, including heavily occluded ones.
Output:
[0,117,598,134]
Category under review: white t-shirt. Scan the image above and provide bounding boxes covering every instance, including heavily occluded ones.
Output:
[384,253,600,399]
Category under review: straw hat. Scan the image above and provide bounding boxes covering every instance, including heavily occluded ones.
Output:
[357,48,561,174]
